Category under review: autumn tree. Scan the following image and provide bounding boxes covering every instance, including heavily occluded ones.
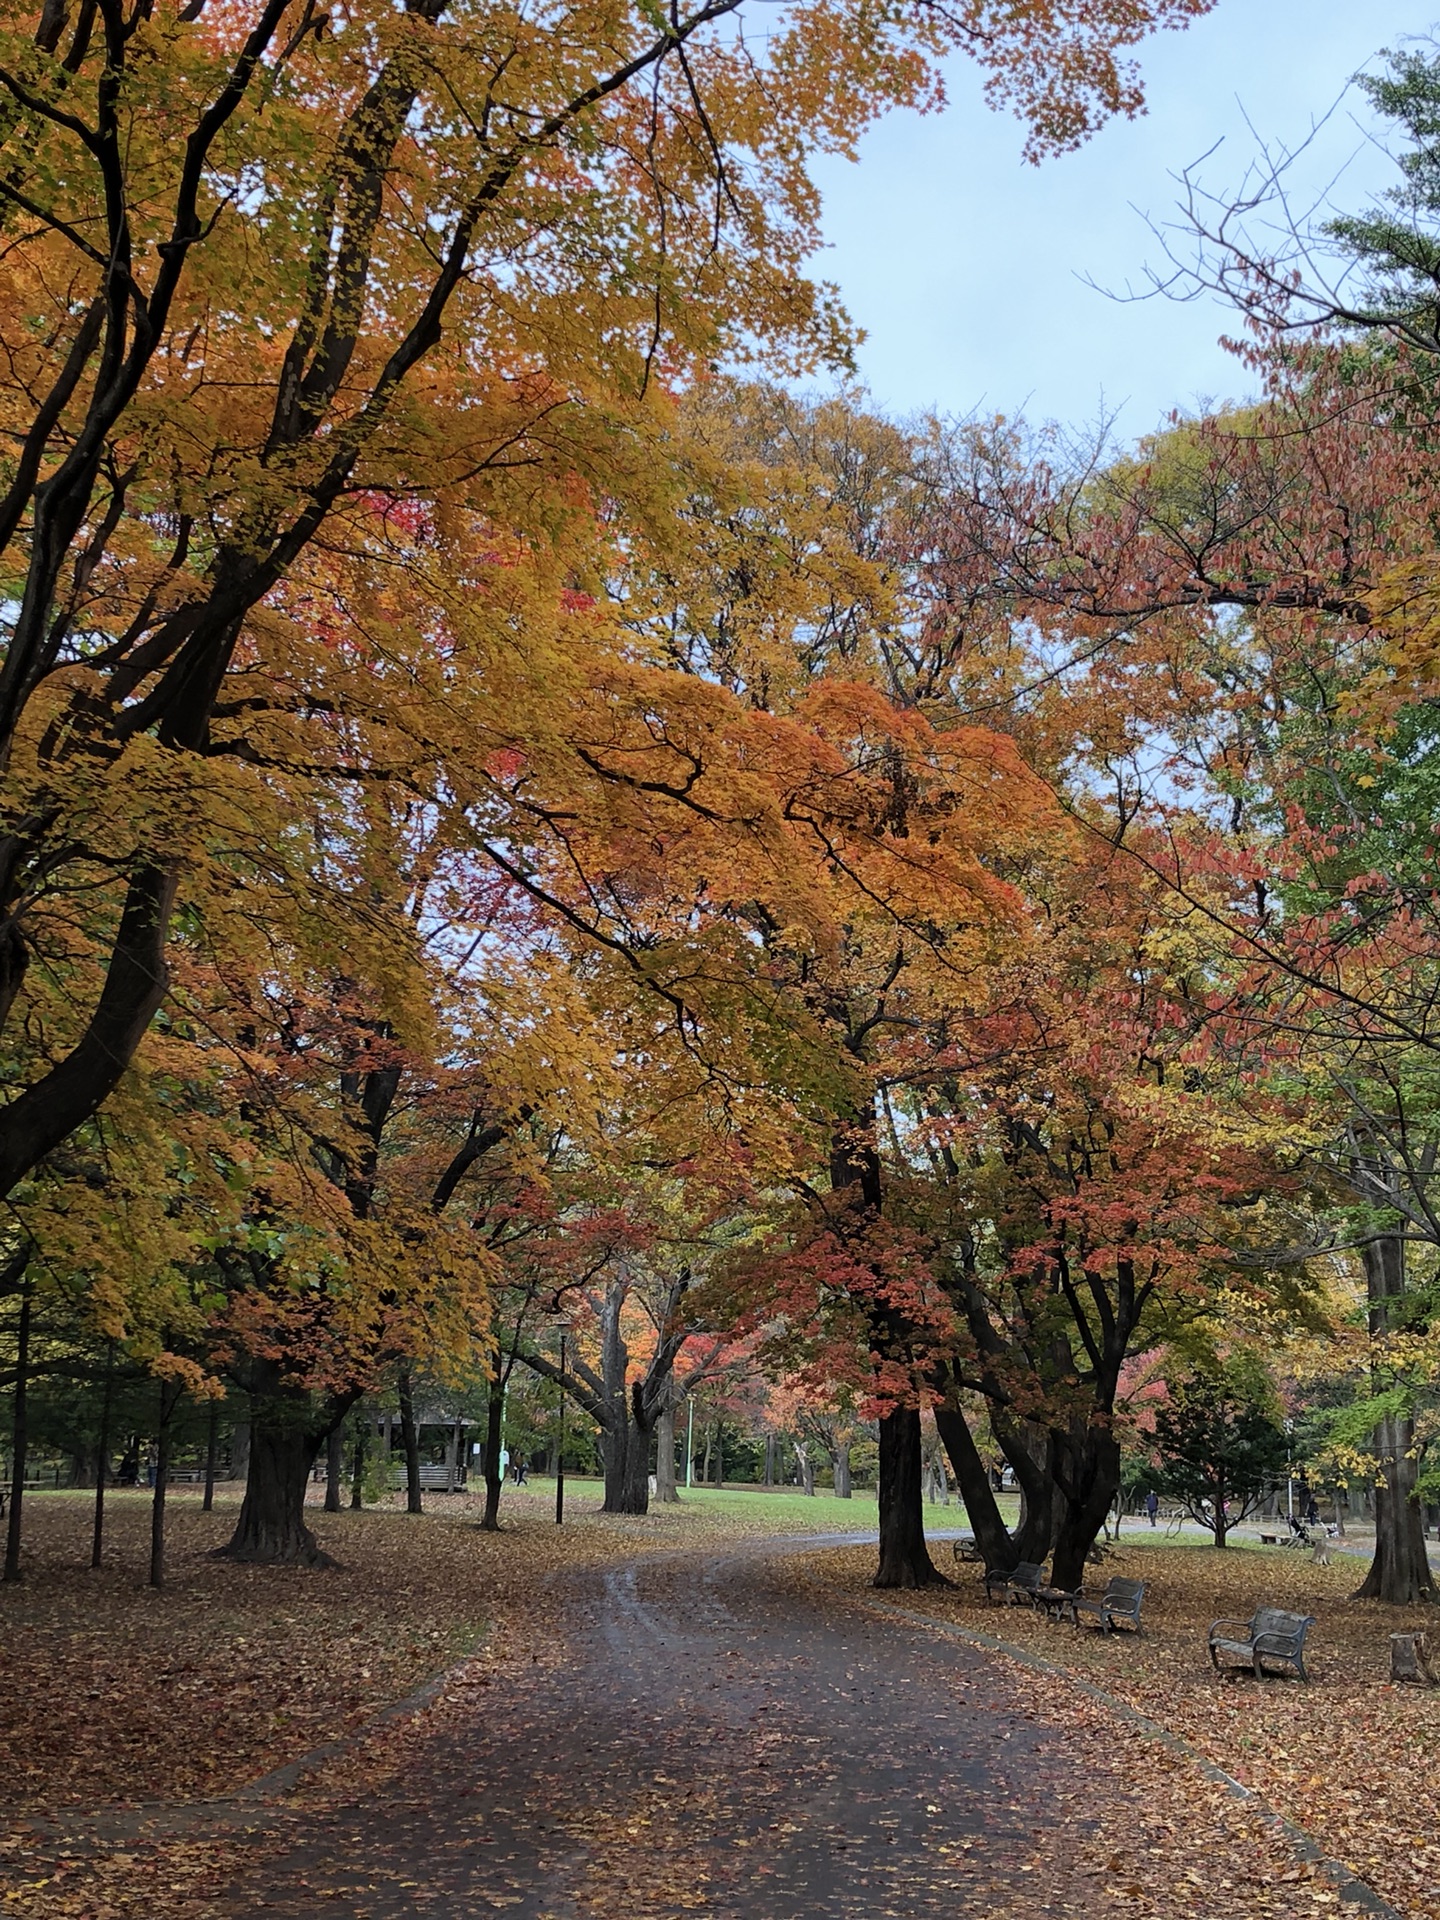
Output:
[1151,1361,1289,1547]
[0,0,1220,1246]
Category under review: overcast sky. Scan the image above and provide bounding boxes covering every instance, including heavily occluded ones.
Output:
[810,1,1440,438]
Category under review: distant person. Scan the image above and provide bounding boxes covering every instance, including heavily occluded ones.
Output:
[515,1460,528,1486]
[1145,1489,1159,1528]
[1305,1491,1320,1526]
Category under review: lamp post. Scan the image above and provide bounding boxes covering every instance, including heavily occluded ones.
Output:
[555,1330,567,1527]
[1285,1419,1294,1523]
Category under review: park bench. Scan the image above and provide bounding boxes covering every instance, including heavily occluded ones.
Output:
[1208,1606,1317,1682]
[950,1535,983,1564]
[1069,1574,1145,1635]
[984,1561,1046,1607]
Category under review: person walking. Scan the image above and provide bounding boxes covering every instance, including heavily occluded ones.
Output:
[1145,1488,1159,1528]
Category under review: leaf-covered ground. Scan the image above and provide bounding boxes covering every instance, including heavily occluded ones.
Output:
[0,1482,888,1810]
[8,1531,1373,1920]
[3,1496,1425,1920]
[810,1535,1440,1919]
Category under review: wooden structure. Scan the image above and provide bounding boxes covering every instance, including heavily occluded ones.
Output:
[377,1408,470,1492]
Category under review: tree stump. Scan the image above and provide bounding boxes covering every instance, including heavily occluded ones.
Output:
[1390,1632,1436,1686]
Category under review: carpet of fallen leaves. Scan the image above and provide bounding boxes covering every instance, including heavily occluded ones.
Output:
[7,1497,1433,1920]
[809,1537,1440,1920]
[0,1482,847,1811]
[0,1486,877,1919]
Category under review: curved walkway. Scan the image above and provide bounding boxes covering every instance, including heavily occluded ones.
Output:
[214,1542,1381,1919]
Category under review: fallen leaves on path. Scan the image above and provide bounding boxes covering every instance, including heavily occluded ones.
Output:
[807,1538,1438,1920]
[0,1483,834,1812]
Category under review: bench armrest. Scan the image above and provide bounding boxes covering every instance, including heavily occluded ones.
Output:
[1208,1617,1253,1640]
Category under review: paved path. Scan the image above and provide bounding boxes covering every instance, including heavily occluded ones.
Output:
[213,1544,1320,1919]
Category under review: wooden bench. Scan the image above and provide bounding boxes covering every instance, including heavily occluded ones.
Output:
[1258,1531,1282,1546]
[1208,1607,1317,1682]
[984,1561,1045,1607]
[1070,1575,1145,1634]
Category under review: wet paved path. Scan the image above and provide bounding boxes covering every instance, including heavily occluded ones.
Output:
[214,1544,1301,1919]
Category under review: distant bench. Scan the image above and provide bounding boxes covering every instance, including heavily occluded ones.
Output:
[1209,1607,1317,1682]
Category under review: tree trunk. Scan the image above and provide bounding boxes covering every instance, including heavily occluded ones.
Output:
[231,1418,250,1484]
[398,1369,423,1515]
[874,1406,945,1589]
[654,1399,680,1502]
[1354,1234,1436,1604]
[1212,1478,1229,1549]
[998,1414,1057,1564]
[480,1369,505,1531]
[764,1431,775,1488]
[92,1341,115,1569]
[1050,1424,1121,1592]
[202,1395,219,1513]
[619,1409,653,1515]
[150,1379,180,1589]
[217,1376,333,1567]
[797,1442,815,1496]
[350,1420,367,1510]
[3,1269,32,1583]
[324,1423,344,1513]
[1354,1408,1435,1603]
[934,1404,1016,1572]
[701,1424,714,1487]
[600,1368,659,1517]
[833,1444,851,1498]
[715,1422,724,1489]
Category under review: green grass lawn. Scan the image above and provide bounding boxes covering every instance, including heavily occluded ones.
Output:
[624,1481,1012,1535]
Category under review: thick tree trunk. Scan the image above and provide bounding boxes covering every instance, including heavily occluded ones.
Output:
[3,1270,31,1583]
[654,1400,680,1502]
[764,1431,775,1488]
[1050,1425,1121,1592]
[874,1407,946,1589]
[601,1380,657,1516]
[619,1411,653,1514]
[398,1369,423,1515]
[1354,1409,1435,1603]
[480,1370,504,1532]
[218,1377,333,1566]
[797,1442,815,1496]
[833,1445,851,1498]
[934,1404,1016,1572]
[324,1424,344,1513]
[701,1424,714,1487]
[1354,1235,1435,1604]
[350,1421,367,1510]
[998,1414,1057,1564]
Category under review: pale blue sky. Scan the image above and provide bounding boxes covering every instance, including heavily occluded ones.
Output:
[811,1,1440,435]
